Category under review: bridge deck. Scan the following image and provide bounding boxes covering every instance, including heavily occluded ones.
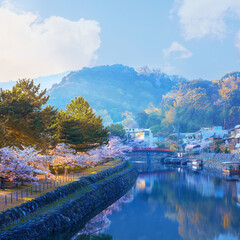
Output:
[132,148,174,154]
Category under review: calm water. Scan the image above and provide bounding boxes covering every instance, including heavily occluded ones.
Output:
[74,160,240,240]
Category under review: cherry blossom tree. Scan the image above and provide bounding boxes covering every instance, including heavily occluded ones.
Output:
[0,146,57,188]
[0,136,134,189]
[87,137,133,164]
[185,141,209,153]
[0,147,41,188]
[49,143,87,175]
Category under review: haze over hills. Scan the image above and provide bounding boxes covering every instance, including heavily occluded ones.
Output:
[47,64,187,122]
[0,71,69,91]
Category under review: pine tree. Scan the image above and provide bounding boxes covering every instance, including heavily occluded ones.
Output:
[0,79,57,149]
[55,97,109,152]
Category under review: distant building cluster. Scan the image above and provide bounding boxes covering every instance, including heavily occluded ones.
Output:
[124,125,240,154]
[179,125,240,154]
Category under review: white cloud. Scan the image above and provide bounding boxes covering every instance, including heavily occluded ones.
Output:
[173,0,240,40]
[0,2,101,82]
[163,41,192,59]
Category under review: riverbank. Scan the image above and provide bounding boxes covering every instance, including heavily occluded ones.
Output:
[188,153,240,174]
[0,161,138,240]
[0,159,122,213]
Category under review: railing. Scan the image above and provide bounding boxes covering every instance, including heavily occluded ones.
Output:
[0,174,78,212]
[0,160,121,212]
[132,148,174,152]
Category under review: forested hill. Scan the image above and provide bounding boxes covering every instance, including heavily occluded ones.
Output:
[138,71,240,134]
[47,64,186,122]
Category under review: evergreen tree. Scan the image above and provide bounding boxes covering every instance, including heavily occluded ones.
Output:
[0,79,57,149]
[108,123,126,138]
[55,97,109,151]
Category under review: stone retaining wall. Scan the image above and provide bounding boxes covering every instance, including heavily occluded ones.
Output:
[191,153,240,172]
[0,161,132,231]
[0,164,138,240]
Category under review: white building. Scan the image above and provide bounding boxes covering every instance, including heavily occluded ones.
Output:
[125,128,153,147]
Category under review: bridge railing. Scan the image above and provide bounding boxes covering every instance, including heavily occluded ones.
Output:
[132,148,174,153]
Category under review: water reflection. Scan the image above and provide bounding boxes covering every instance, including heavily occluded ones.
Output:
[73,193,134,240]
[95,162,240,240]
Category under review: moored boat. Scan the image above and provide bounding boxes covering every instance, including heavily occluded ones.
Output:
[163,158,173,165]
[191,165,203,172]
[222,162,240,175]
[179,158,188,166]
[163,158,184,165]
[187,159,203,167]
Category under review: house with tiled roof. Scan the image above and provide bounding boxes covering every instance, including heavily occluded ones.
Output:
[224,125,240,154]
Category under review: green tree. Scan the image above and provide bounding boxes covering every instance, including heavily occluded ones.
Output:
[108,123,126,138]
[0,79,57,149]
[55,97,109,151]
[136,111,148,128]
[146,112,164,128]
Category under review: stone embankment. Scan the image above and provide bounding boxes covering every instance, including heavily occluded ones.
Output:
[190,153,240,173]
[0,161,138,240]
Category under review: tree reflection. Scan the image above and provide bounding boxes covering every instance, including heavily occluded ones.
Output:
[136,171,240,240]
[73,193,133,239]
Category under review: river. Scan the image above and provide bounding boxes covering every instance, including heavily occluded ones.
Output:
[72,159,240,240]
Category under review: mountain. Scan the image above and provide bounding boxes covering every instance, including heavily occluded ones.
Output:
[0,71,69,91]
[148,71,240,133]
[47,64,186,122]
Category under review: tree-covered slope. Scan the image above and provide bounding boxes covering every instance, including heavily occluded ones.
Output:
[47,64,185,122]
[138,71,240,134]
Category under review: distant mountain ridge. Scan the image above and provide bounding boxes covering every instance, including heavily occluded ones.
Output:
[47,64,187,122]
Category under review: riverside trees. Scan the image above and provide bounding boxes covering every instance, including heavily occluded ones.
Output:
[0,80,108,151]
[0,80,130,188]
[0,79,57,149]
[54,97,108,152]
[0,146,52,188]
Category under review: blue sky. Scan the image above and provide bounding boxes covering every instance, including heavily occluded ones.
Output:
[1,0,240,81]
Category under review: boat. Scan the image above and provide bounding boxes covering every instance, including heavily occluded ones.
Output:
[163,158,173,165]
[179,158,188,166]
[222,162,240,175]
[164,157,188,165]
[191,165,203,172]
[171,158,181,165]
[187,159,203,167]
[163,158,181,165]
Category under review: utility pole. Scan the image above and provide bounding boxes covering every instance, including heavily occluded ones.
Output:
[177,122,180,153]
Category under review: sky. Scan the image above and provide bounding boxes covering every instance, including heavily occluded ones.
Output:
[0,0,240,82]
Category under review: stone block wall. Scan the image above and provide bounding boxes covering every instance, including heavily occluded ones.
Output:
[0,161,133,231]
[0,164,138,240]
[195,153,240,172]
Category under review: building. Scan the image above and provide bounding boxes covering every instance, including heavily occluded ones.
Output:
[233,125,240,154]
[125,128,153,147]
[224,129,235,153]
[223,125,240,154]
[185,144,201,154]
[196,126,228,141]
[180,133,197,144]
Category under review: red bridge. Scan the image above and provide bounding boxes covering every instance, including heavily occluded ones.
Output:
[130,148,175,173]
[132,148,175,154]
